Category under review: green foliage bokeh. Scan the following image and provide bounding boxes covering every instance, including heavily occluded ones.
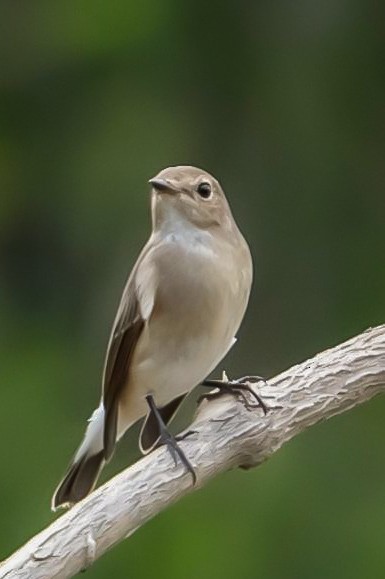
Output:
[1,1,385,577]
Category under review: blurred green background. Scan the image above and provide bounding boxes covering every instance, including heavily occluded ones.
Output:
[1,1,385,577]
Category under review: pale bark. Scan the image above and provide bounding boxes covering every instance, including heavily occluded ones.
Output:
[1,325,385,579]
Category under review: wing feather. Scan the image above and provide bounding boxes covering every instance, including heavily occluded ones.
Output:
[102,244,157,457]
[102,243,159,460]
[102,277,145,460]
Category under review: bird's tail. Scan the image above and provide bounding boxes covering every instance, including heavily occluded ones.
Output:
[52,404,105,510]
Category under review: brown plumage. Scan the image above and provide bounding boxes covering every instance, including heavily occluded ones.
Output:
[52,166,253,510]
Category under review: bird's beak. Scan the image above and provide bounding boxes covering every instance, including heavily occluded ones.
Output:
[149,178,178,194]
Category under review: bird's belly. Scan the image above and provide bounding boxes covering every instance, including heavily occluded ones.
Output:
[118,293,241,428]
[133,322,230,402]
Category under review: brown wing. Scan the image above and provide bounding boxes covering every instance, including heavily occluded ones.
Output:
[102,278,145,461]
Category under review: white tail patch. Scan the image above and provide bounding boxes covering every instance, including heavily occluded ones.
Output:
[74,403,105,461]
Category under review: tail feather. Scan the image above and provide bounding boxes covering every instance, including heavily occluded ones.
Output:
[52,404,106,510]
[52,450,105,510]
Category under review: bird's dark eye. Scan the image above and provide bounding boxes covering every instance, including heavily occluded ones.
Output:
[197,182,212,199]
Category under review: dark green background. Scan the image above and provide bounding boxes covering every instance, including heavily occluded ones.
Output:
[1,1,385,577]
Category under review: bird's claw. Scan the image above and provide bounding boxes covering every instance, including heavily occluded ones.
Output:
[200,375,269,414]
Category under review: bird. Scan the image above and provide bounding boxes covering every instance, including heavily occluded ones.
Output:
[52,165,253,510]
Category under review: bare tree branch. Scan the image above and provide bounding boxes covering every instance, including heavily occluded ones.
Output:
[1,325,385,579]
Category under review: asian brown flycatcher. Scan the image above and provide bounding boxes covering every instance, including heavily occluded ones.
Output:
[52,165,253,510]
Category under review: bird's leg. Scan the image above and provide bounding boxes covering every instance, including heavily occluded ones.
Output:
[199,374,269,414]
[145,395,197,484]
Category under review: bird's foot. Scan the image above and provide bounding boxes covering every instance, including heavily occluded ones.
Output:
[199,373,269,414]
[145,395,196,484]
[174,429,197,442]
[159,428,197,484]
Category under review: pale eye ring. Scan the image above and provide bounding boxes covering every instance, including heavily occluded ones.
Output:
[196,181,212,199]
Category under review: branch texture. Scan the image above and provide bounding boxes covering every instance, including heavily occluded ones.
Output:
[1,325,385,578]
